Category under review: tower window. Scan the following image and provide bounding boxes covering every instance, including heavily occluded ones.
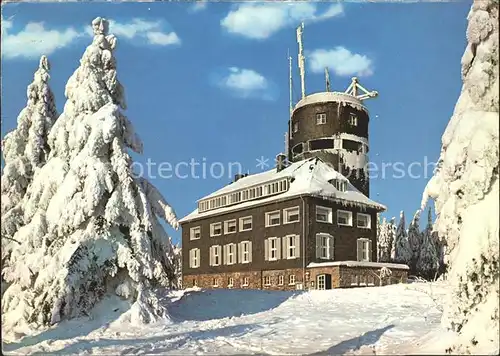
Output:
[293,122,299,133]
[316,113,327,125]
[309,138,334,151]
[348,113,358,126]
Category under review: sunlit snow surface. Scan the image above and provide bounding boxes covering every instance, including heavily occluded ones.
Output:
[2,282,466,355]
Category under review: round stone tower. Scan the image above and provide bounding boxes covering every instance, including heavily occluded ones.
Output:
[287,78,377,197]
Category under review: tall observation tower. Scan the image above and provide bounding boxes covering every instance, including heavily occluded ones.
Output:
[286,23,378,197]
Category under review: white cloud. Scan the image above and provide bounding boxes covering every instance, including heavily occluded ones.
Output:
[308,47,374,77]
[1,18,84,60]
[221,3,343,40]
[1,17,181,60]
[190,0,208,13]
[217,67,274,100]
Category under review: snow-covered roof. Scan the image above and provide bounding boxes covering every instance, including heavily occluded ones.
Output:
[179,157,386,223]
[293,92,368,114]
[307,261,410,270]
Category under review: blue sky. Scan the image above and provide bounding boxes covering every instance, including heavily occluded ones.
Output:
[1,1,470,244]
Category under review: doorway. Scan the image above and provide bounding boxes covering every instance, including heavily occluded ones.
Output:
[317,274,332,290]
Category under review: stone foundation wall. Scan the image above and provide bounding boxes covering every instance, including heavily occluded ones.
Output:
[306,264,408,289]
[183,268,304,291]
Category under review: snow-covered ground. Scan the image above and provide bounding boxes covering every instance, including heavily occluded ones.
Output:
[2,282,455,355]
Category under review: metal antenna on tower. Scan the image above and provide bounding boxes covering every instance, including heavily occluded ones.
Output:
[288,49,293,116]
[325,67,331,92]
[296,22,306,100]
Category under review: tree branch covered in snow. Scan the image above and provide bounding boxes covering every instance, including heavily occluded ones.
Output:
[421,0,499,353]
[2,17,179,331]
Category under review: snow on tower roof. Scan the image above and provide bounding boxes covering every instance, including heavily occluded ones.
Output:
[179,157,386,223]
[293,91,368,114]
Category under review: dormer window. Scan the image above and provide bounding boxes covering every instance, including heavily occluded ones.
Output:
[330,179,347,192]
[316,113,327,125]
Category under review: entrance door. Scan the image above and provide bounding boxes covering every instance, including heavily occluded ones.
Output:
[317,274,332,290]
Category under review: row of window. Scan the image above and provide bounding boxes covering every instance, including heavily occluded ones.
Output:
[189,207,300,240]
[292,112,359,133]
[291,138,368,160]
[317,207,371,228]
[188,235,373,269]
[198,178,289,213]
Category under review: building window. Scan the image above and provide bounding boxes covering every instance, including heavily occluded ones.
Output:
[263,276,271,286]
[212,278,219,287]
[209,245,222,266]
[349,113,358,126]
[228,277,234,288]
[316,233,334,260]
[357,238,372,262]
[337,210,353,226]
[293,121,299,133]
[351,275,359,286]
[278,275,284,285]
[283,206,300,224]
[242,277,249,287]
[316,113,327,125]
[189,248,200,268]
[357,213,371,229]
[239,241,252,263]
[190,226,201,240]
[289,275,296,285]
[239,216,253,231]
[223,243,237,265]
[317,275,326,290]
[265,237,281,261]
[330,179,348,192]
[265,211,281,227]
[284,234,300,259]
[210,222,222,237]
[224,220,237,234]
[316,206,333,223]
[193,279,198,287]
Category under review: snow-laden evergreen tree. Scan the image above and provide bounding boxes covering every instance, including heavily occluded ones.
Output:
[388,217,397,261]
[393,211,412,266]
[377,217,392,262]
[421,0,499,352]
[2,17,179,331]
[172,245,182,289]
[407,210,423,273]
[416,208,439,280]
[1,56,57,274]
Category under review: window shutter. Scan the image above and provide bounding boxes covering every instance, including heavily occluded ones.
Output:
[368,240,373,262]
[316,235,321,259]
[264,239,269,261]
[329,236,334,260]
[276,238,282,260]
[357,239,363,261]
[223,245,228,265]
[248,241,253,262]
[295,235,300,258]
[189,249,193,268]
[282,237,288,259]
[209,246,213,266]
[238,242,242,263]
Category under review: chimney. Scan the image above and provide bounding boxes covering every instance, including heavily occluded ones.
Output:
[276,153,287,172]
[234,173,245,182]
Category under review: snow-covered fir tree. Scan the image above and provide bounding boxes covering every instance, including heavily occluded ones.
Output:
[2,17,179,331]
[407,210,423,273]
[416,208,440,280]
[377,217,392,263]
[388,217,397,261]
[1,56,58,275]
[393,211,412,266]
[421,0,499,352]
[172,245,182,289]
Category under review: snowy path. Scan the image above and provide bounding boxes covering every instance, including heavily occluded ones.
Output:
[2,283,447,355]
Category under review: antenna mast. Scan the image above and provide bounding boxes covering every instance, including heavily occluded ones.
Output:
[288,49,293,116]
[325,67,331,92]
[296,22,306,100]
[344,77,378,101]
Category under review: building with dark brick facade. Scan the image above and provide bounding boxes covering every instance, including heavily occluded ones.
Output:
[179,25,409,290]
